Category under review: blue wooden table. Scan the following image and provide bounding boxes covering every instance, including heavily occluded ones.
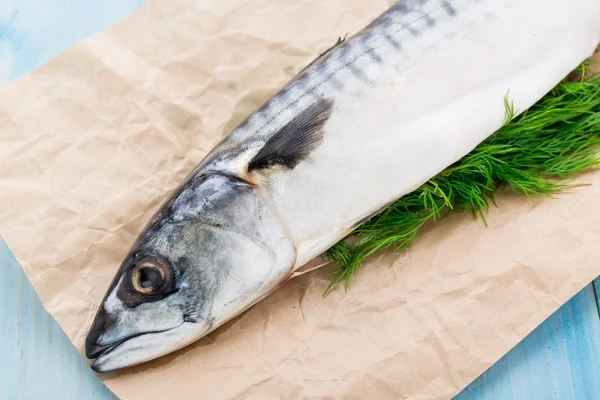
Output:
[0,0,147,85]
[0,238,117,399]
[455,281,600,399]
[1,1,600,399]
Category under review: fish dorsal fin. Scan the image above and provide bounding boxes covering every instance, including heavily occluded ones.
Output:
[294,36,347,79]
[248,98,334,172]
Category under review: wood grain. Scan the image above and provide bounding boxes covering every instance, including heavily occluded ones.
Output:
[0,237,118,400]
[1,1,599,398]
[455,283,600,399]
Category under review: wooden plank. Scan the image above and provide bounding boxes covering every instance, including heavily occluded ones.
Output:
[0,237,118,400]
[2,2,600,398]
[454,283,600,399]
[0,3,144,398]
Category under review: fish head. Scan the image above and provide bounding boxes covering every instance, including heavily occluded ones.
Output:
[85,173,296,372]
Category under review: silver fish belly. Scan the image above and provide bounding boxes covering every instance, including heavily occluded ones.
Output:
[86,0,600,372]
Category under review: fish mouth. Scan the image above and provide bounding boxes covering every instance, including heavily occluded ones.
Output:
[87,330,158,360]
[86,341,120,360]
[87,327,179,372]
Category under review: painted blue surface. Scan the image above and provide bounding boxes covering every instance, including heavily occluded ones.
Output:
[455,284,600,400]
[1,0,600,398]
[0,238,118,400]
[0,0,148,84]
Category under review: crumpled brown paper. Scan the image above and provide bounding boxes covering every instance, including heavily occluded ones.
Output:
[1,0,599,398]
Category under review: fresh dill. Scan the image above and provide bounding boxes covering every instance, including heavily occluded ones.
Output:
[325,62,600,294]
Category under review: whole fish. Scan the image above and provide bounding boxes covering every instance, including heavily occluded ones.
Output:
[86,0,600,372]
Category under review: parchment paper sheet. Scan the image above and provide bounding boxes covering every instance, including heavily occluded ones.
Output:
[1,0,600,398]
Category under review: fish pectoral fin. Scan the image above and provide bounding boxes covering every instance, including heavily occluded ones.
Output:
[247,98,334,172]
[290,253,331,279]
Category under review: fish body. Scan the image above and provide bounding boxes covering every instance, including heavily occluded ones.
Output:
[86,0,600,372]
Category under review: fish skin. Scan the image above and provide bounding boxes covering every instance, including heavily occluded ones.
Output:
[86,0,600,372]
[86,173,296,372]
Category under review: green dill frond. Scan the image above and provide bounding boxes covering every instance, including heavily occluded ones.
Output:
[503,90,518,125]
[325,62,600,294]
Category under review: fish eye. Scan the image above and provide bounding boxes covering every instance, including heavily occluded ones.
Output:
[116,256,177,306]
[131,261,169,294]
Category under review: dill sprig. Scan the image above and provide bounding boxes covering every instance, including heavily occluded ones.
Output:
[325,62,600,294]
